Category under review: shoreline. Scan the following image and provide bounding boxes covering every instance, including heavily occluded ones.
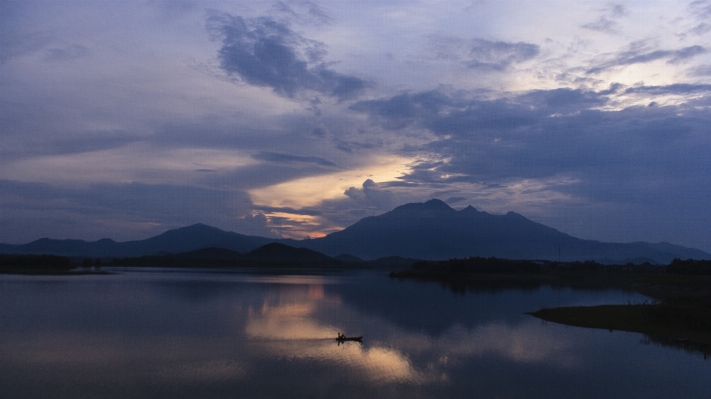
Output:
[391,267,711,356]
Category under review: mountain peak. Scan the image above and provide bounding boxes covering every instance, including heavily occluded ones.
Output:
[168,223,228,235]
[392,199,454,212]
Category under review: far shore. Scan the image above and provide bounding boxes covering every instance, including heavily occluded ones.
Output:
[390,257,711,357]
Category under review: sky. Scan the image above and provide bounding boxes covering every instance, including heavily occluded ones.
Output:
[1,0,710,252]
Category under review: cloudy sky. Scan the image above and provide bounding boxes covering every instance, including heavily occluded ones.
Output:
[2,0,710,252]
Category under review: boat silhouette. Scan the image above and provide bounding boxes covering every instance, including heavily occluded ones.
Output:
[336,333,362,342]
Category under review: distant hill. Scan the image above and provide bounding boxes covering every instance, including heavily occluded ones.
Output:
[246,242,335,263]
[299,199,711,264]
[109,243,344,268]
[0,200,709,264]
[0,223,280,258]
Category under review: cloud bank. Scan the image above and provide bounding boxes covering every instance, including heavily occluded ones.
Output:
[1,0,711,252]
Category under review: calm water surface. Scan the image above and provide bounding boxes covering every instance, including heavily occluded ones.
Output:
[1,268,709,398]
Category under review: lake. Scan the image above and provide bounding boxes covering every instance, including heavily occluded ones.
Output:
[1,268,709,398]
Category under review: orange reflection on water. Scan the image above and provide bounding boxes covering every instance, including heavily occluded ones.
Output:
[246,284,336,340]
[307,284,324,300]
[244,283,436,384]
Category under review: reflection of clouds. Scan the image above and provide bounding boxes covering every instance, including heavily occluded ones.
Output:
[245,285,438,384]
[246,307,329,340]
[252,339,432,384]
[439,322,578,367]
[2,277,580,393]
[384,321,579,369]
[343,346,424,384]
[246,284,338,340]
[247,282,581,386]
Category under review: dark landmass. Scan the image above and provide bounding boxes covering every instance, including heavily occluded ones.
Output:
[0,243,416,274]
[0,223,287,258]
[1,200,709,264]
[391,257,711,357]
[103,244,416,270]
[529,303,711,357]
[107,243,347,269]
[301,199,710,263]
[0,254,98,275]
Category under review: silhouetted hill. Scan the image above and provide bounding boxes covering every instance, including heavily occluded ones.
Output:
[334,254,364,263]
[0,223,279,257]
[120,223,277,256]
[109,243,345,268]
[246,243,335,263]
[1,200,709,264]
[299,199,710,263]
[175,247,243,261]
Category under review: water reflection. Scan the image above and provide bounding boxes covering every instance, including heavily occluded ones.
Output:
[1,270,710,399]
[243,283,428,384]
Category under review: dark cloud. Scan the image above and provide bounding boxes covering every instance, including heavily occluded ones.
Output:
[232,212,279,238]
[609,4,628,17]
[0,129,141,160]
[669,46,708,63]
[428,36,539,71]
[334,139,379,153]
[689,0,711,17]
[352,88,607,138]
[272,1,333,26]
[582,17,620,34]
[349,86,711,213]
[623,83,711,95]
[312,126,328,138]
[252,151,338,167]
[466,39,539,71]
[581,4,628,34]
[314,179,396,226]
[205,163,329,191]
[207,11,370,100]
[349,90,453,129]
[688,64,711,76]
[683,1,711,36]
[516,88,607,111]
[587,44,707,74]
[689,23,711,35]
[367,88,711,251]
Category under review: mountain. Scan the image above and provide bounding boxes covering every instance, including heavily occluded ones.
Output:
[1,200,709,264]
[299,199,711,264]
[0,223,281,258]
[245,242,336,263]
[111,244,343,268]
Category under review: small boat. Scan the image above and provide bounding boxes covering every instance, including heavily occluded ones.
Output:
[336,334,362,342]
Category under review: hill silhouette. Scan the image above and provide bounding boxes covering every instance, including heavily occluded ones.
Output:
[109,243,344,268]
[0,200,708,264]
[0,223,279,258]
[299,199,710,263]
[246,242,335,263]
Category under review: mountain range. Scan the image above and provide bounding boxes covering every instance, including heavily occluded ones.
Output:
[1,199,708,264]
